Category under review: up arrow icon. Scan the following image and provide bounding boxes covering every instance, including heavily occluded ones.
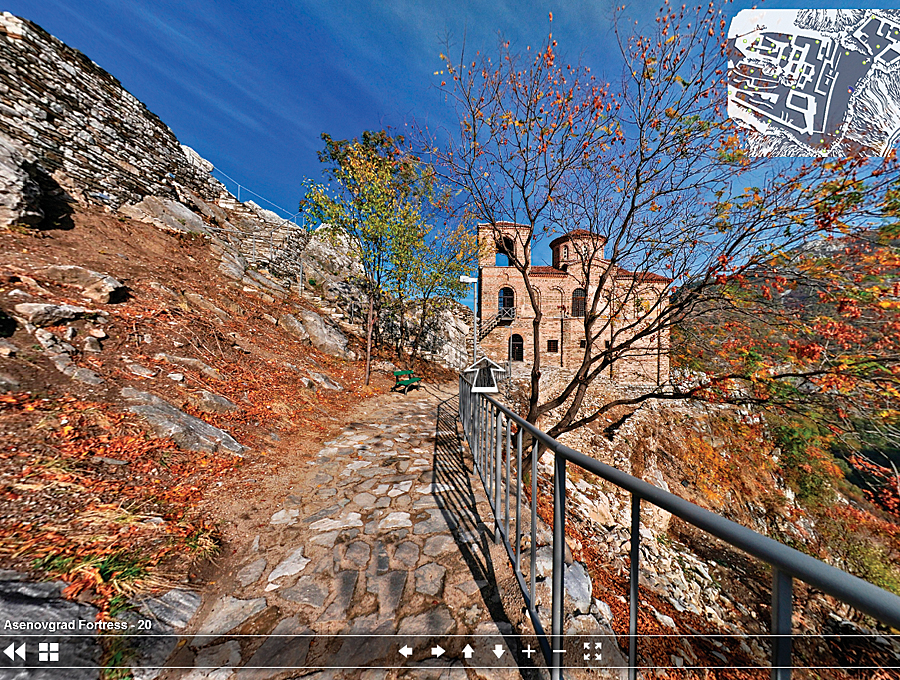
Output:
[462,644,474,659]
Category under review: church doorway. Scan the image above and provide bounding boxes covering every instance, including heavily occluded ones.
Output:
[511,334,524,362]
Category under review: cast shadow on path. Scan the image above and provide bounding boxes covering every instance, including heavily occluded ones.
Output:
[428,390,542,679]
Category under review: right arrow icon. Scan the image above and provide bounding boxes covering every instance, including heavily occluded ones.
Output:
[462,644,474,659]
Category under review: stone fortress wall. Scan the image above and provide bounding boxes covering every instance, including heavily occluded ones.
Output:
[0,13,222,209]
[0,11,319,296]
[0,12,471,369]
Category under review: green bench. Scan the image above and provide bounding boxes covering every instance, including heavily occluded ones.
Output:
[393,370,423,394]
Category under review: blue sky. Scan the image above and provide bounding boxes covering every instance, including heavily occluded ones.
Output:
[8,0,889,222]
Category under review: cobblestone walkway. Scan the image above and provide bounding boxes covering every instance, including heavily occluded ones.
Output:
[164,382,535,680]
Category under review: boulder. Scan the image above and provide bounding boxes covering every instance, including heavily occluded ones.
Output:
[586,490,614,527]
[278,313,309,342]
[309,371,342,391]
[0,338,17,357]
[40,265,127,303]
[121,387,245,455]
[0,574,101,673]
[299,309,353,360]
[0,371,19,392]
[183,189,227,225]
[14,302,88,327]
[643,467,672,532]
[192,389,238,413]
[119,196,207,234]
[153,353,224,381]
[183,291,229,322]
[565,561,593,614]
[0,133,42,228]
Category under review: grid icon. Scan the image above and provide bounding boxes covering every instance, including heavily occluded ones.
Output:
[38,642,59,662]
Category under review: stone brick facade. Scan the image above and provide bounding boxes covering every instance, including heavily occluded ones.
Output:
[477,223,670,385]
[0,13,224,209]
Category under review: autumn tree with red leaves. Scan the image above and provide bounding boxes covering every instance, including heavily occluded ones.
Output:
[429,2,900,468]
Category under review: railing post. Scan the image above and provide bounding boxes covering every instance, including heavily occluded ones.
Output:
[475,396,480,465]
[629,495,640,680]
[505,419,511,540]
[771,568,793,680]
[551,452,566,679]
[495,410,503,543]
[488,405,494,499]
[515,428,523,572]
[530,442,538,606]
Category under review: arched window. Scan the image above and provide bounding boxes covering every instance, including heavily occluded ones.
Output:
[499,287,515,310]
[563,245,569,259]
[510,334,524,362]
[495,236,515,267]
[572,288,586,317]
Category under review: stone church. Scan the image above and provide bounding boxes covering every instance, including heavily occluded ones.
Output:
[477,222,671,385]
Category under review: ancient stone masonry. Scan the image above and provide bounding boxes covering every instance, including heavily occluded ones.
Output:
[0,11,470,371]
[0,13,223,210]
[478,223,671,384]
[0,12,316,300]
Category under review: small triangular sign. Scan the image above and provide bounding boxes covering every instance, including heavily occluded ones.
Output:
[464,356,504,393]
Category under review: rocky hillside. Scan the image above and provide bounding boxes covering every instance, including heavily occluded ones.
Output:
[0,11,471,673]
[497,362,900,673]
[0,10,469,374]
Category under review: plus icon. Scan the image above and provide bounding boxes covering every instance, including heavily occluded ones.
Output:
[522,645,536,659]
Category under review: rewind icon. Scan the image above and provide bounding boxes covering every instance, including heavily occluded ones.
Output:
[3,643,25,661]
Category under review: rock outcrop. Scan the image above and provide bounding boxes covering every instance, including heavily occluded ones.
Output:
[121,387,245,455]
[298,309,353,360]
[13,302,90,327]
[0,132,41,227]
[39,265,127,303]
[0,13,223,209]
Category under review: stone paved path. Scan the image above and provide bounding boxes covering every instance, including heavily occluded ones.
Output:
[161,382,537,680]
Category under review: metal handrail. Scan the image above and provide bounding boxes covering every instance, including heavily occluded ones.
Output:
[478,307,517,340]
[457,373,900,679]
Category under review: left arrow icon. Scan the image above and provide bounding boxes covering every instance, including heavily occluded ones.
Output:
[399,645,413,658]
[3,644,13,660]
[14,644,25,660]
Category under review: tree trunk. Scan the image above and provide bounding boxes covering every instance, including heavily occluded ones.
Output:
[397,298,406,360]
[410,297,431,367]
[364,293,375,386]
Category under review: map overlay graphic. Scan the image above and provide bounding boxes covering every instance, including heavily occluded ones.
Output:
[727,9,900,157]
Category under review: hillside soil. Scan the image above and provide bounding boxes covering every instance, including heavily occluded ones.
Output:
[0,207,453,611]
